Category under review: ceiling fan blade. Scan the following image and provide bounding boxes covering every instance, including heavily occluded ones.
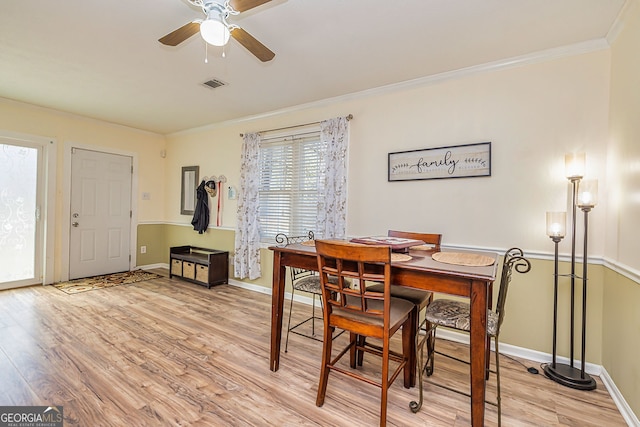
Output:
[231,27,275,62]
[158,22,200,46]
[229,0,272,13]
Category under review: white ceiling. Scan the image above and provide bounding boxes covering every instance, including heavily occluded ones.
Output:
[0,0,627,135]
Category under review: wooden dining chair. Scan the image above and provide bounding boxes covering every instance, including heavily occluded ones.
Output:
[411,247,531,427]
[365,230,442,385]
[315,240,415,427]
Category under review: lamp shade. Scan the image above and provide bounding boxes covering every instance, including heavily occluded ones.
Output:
[577,179,598,208]
[565,153,585,180]
[546,211,566,238]
[200,16,230,46]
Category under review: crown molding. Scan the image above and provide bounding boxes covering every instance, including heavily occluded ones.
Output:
[169,38,611,137]
[607,0,639,44]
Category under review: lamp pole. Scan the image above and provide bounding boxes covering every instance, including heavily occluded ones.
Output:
[577,179,597,384]
[551,234,562,369]
[580,205,591,379]
[568,177,578,367]
[545,211,566,371]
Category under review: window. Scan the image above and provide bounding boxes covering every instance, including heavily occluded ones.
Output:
[258,130,325,243]
[235,116,348,280]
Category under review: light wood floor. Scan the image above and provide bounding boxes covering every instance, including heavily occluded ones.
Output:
[0,270,626,426]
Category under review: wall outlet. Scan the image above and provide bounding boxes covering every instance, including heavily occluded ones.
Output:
[140,246,147,254]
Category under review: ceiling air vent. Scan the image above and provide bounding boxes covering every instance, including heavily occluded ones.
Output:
[202,78,226,89]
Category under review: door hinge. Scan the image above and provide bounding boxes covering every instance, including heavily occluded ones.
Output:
[130,210,132,218]
[131,165,133,174]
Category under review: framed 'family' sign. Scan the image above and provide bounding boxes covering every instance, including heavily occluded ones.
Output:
[388,141,491,182]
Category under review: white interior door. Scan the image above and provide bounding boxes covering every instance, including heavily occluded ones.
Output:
[0,139,43,289]
[69,148,132,280]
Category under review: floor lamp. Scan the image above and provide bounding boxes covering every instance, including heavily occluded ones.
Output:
[543,153,597,390]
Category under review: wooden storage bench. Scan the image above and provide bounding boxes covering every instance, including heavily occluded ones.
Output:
[169,246,229,288]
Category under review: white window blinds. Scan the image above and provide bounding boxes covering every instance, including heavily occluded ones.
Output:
[258,131,325,243]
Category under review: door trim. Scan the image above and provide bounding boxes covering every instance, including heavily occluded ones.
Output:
[61,143,138,282]
[0,130,57,286]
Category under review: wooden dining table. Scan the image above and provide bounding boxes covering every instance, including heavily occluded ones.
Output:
[269,241,499,427]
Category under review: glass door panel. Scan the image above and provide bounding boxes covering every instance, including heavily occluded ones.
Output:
[0,142,41,286]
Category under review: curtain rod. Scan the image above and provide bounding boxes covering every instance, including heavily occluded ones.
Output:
[239,114,353,138]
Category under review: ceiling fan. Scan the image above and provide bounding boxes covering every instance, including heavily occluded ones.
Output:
[159,0,275,62]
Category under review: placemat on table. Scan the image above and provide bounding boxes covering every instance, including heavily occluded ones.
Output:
[432,252,494,267]
[301,240,316,246]
[391,253,412,262]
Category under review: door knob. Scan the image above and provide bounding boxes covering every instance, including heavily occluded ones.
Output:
[72,222,79,227]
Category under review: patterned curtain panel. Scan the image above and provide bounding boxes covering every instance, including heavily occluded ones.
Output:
[234,133,262,280]
[317,116,349,239]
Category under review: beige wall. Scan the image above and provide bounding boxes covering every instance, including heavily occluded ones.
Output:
[0,99,166,281]
[602,269,640,418]
[167,51,611,255]
[164,127,242,227]
[605,0,640,418]
[608,0,640,272]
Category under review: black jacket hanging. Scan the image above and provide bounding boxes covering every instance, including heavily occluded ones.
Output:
[191,180,209,234]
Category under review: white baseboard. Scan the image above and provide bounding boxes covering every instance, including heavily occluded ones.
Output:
[600,367,640,427]
[139,263,169,270]
[434,329,601,375]
[227,278,316,305]
[227,278,274,296]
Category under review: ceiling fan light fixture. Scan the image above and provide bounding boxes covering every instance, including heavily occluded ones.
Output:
[200,12,230,46]
[159,0,275,62]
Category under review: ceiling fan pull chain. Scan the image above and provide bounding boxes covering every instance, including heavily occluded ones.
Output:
[205,42,209,63]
